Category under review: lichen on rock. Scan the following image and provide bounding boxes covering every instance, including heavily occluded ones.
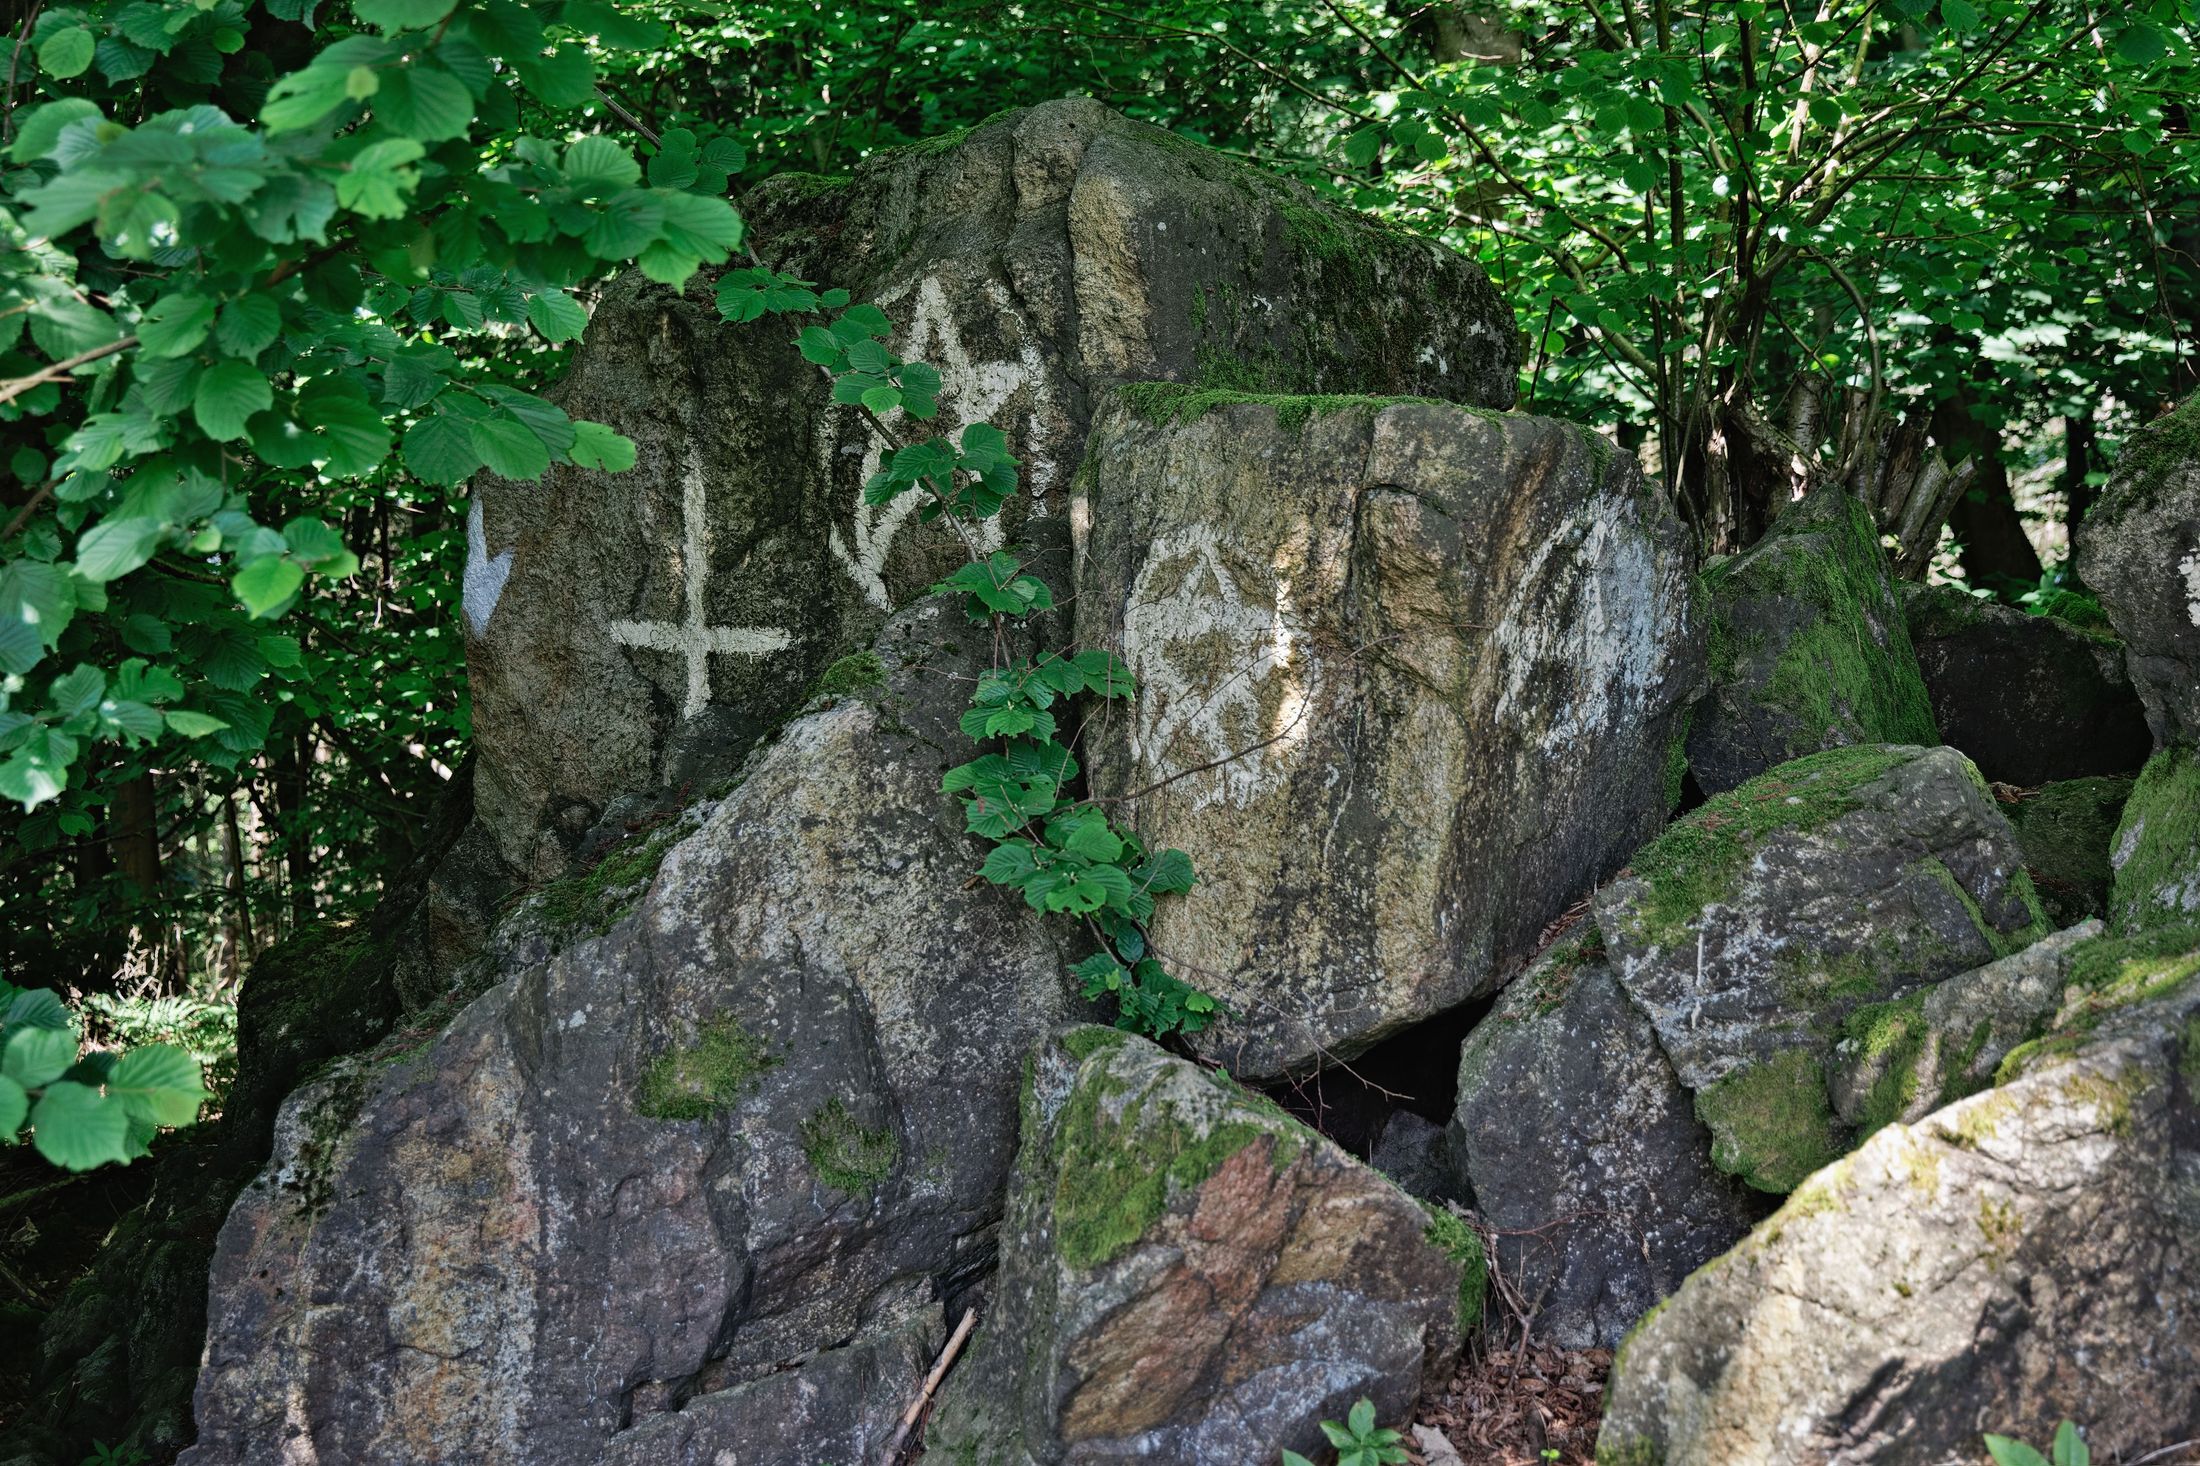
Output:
[2109,743,2200,931]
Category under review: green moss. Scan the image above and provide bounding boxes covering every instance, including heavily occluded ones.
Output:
[764,171,854,202]
[1617,744,1915,947]
[530,826,677,940]
[2000,921,2200,1082]
[2097,389,2200,527]
[1521,927,1607,1016]
[1939,1018,1995,1108]
[2059,1069,2147,1136]
[2109,746,2200,934]
[1715,490,1939,753]
[1049,1051,1298,1270]
[1663,706,1694,811]
[1694,1048,1845,1194]
[2005,776,2135,925]
[1060,1025,1130,1061]
[1976,1194,2022,1266]
[1422,1208,1488,1334]
[809,649,885,699]
[1935,1090,2018,1149]
[1597,1435,1666,1466]
[1843,992,1931,1138]
[800,1098,898,1193]
[636,1017,776,1120]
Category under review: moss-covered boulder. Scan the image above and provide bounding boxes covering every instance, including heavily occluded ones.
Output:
[183,604,1089,1466]
[2076,390,2200,746]
[927,1028,1463,1465]
[1444,932,1760,1350]
[1072,389,1701,1076]
[1594,745,2047,1194]
[2005,775,2135,925]
[1684,489,1939,797]
[1597,930,2200,1466]
[2110,744,2200,932]
[1903,583,2150,786]
[467,98,1519,880]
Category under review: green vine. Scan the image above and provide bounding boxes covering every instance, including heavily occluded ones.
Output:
[717,266,1216,1039]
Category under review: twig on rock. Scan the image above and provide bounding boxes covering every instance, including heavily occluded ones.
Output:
[882,1306,978,1465]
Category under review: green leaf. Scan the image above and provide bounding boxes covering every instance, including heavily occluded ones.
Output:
[354,0,457,30]
[2114,23,2167,64]
[74,517,165,582]
[563,135,641,192]
[9,98,101,163]
[107,1045,206,1126]
[469,416,551,479]
[30,1081,132,1170]
[1984,1438,2052,1466]
[281,518,346,566]
[0,1076,25,1139]
[568,420,635,472]
[6,988,71,1030]
[377,65,473,140]
[861,385,902,415]
[524,289,589,343]
[38,27,96,78]
[1348,1400,1376,1439]
[139,294,217,359]
[193,362,273,441]
[48,663,105,719]
[162,710,228,737]
[336,139,426,218]
[1940,0,1979,31]
[516,45,594,106]
[403,412,483,484]
[4,1025,78,1089]
[233,557,305,618]
[216,296,284,357]
[2051,1422,2088,1466]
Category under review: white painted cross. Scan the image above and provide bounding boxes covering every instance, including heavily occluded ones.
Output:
[610,459,791,718]
[829,276,1050,610]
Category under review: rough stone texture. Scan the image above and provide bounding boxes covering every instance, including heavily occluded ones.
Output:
[1685,489,1939,798]
[927,1028,1463,1465]
[466,98,1519,880]
[2076,391,2200,745]
[1368,1110,1462,1206]
[0,770,478,1466]
[2112,744,2200,932]
[181,605,1084,1466]
[1902,583,2150,786]
[1597,945,2200,1466]
[597,1316,938,1466]
[1073,391,1700,1077]
[2005,776,2135,926]
[1826,919,2102,1136]
[1595,745,2048,1194]
[1445,934,1760,1350]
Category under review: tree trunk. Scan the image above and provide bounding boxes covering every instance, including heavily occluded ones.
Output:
[112,771,162,895]
[274,733,315,930]
[223,790,255,979]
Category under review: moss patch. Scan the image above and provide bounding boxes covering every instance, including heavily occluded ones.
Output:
[801,1098,898,1193]
[2110,746,2200,933]
[2096,389,2200,528]
[530,826,677,941]
[1694,1048,1845,1194]
[636,1017,776,1120]
[2007,776,2135,925]
[808,649,886,700]
[1617,744,1914,947]
[1422,1207,1488,1334]
[1712,490,1938,755]
[1050,1051,1298,1270]
[1843,992,1931,1138]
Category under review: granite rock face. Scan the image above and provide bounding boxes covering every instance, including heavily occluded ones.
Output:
[1598,932,2200,1466]
[2077,391,2200,745]
[1445,932,1760,1349]
[1685,490,1938,797]
[1073,390,1701,1076]
[927,1028,1465,1465]
[181,605,1082,1466]
[1595,745,2047,1193]
[465,99,1520,879]
[1903,582,2150,786]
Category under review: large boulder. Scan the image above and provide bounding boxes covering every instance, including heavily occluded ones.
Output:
[1597,927,2200,1466]
[2003,775,2134,926]
[926,1028,1465,1465]
[1072,389,1700,1076]
[1595,745,2047,1194]
[1902,583,2150,786]
[466,99,1520,879]
[1685,490,1938,797]
[1445,930,1760,1350]
[2077,392,2200,745]
[2110,744,2200,931]
[181,605,1084,1466]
